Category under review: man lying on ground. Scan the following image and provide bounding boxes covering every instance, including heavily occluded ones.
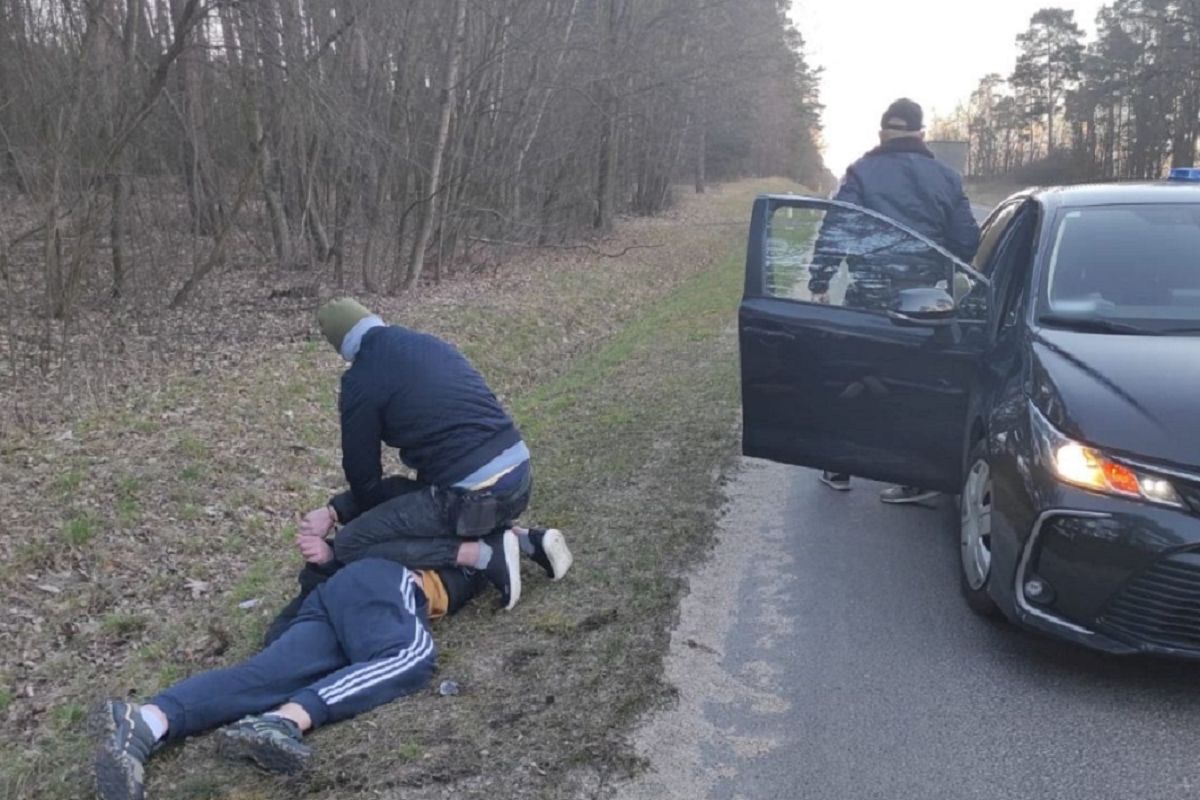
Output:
[301,298,573,610]
[94,557,471,800]
[94,511,573,800]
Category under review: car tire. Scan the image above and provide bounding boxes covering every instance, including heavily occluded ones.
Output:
[959,439,1000,617]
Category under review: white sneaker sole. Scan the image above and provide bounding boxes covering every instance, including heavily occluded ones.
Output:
[501,530,522,610]
[540,528,573,581]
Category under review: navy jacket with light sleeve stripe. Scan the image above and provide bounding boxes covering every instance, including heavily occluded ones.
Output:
[329,325,521,523]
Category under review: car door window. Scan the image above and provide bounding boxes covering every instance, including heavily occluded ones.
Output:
[990,211,1038,333]
[955,201,1027,323]
[972,201,1022,276]
[764,202,955,314]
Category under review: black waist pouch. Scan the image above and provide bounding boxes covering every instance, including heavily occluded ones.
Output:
[448,490,502,539]
[442,468,533,539]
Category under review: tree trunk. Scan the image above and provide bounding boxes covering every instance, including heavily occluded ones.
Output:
[594,88,617,229]
[403,0,466,291]
[173,0,223,236]
[240,0,298,269]
[593,0,625,231]
[1172,92,1198,168]
[99,0,132,297]
[512,0,579,223]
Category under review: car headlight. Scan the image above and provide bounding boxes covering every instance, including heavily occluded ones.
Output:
[1030,402,1184,508]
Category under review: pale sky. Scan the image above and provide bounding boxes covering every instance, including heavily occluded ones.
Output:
[791,0,1108,176]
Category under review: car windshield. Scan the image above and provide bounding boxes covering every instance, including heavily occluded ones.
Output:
[1041,203,1200,333]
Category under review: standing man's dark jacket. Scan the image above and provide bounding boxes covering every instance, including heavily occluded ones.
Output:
[329,325,522,523]
[809,137,981,295]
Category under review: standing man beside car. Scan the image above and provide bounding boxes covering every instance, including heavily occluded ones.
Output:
[809,97,982,504]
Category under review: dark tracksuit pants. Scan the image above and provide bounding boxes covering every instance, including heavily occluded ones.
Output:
[332,466,532,569]
[263,562,485,648]
[151,559,436,740]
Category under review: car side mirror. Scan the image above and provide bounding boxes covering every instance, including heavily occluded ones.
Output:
[889,287,956,327]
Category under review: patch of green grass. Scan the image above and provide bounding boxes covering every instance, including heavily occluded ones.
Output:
[12,538,57,572]
[302,490,332,511]
[178,502,201,522]
[514,242,743,443]
[244,515,267,537]
[52,703,86,729]
[396,742,423,761]
[178,434,209,460]
[62,514,98,547]
[169,484,202,507]
[284,378,309,399]
[0,686,11,714]
[156,662,182,688]
[102,613,147,638]
[276,522,298,544]
[180,464,206,483]
[232,559,273,604]
[531,612,576,637]
[172,774,229,800]
[53,470,83,496]
[116,496,140,525]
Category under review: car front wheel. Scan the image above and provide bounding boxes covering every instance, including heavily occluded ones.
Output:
[960,440,1000,617]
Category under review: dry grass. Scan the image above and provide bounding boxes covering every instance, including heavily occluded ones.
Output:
[0,178,798,800]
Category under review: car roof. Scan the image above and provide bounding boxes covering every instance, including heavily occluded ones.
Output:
[1024,181,1200,210]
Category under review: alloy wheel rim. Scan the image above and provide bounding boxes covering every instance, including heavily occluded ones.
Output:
[961,459,993,591]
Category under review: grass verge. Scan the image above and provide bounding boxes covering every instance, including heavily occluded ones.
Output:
[0,179,792,800]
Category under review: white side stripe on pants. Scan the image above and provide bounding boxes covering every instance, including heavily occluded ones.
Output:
[399,570,416,616]
[319,569,417,703]
[316,567,425,705]
[318,626,434,706]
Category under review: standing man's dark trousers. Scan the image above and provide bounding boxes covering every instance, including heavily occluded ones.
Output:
[333,465,532,568]
[150,560,436,740]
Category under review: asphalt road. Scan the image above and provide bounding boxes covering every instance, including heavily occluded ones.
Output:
[620,459,1200,800]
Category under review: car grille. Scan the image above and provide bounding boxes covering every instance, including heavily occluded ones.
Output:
[1099,551,1200,652]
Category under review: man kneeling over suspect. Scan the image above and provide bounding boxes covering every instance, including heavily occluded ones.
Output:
[297,298,572,609]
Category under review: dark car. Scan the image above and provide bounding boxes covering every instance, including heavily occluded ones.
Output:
[739,181,1200,657]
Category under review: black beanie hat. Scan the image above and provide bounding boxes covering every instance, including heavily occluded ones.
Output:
[881,98,923,132]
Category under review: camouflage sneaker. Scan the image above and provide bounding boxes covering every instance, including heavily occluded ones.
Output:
[217,715,312,774]
[93,700,158,800]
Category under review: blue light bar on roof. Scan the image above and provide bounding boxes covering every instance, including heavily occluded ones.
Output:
[1168,167,1200,181]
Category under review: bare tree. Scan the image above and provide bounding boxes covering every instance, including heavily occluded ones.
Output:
[0,0,826,343]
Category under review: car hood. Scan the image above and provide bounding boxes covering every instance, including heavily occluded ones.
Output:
[1030,329,1200,471]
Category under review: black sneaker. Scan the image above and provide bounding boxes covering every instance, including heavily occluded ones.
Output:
[93,700,159,800]
[819,472,852,491]
[526,528,573,581]
[217,715,312,774]
[481,529,521,610]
